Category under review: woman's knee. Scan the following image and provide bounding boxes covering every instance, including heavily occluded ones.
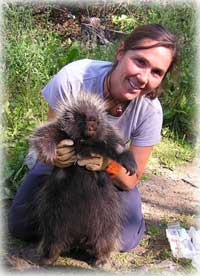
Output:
[7,206,27,240]
[119,218,146,251]
[8,203,39,241]
[7,161,51,241]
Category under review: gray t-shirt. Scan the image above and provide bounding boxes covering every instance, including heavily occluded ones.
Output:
[42,59,163,147]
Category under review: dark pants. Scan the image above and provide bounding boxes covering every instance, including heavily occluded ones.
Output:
[8,161,145,252]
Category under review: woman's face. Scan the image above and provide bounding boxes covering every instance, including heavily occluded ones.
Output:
[111,39,173,101]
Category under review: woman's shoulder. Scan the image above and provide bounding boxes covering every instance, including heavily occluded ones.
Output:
[134,96,163,115]
[62,59,113,79]
[126,97,163,146]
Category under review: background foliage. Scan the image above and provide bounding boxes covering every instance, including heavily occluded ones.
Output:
[2,1,197,198]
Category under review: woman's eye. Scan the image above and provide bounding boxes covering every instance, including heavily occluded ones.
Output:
[135,58,145,66]
[152,69,162,76]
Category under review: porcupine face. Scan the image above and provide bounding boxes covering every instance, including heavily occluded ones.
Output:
[56,92,109,142]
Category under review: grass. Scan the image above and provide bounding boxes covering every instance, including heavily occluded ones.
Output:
[148,128,196,173]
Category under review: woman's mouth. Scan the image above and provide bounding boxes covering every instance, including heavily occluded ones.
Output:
[128,78,141,92]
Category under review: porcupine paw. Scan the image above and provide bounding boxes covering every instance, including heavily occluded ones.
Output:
[38,246,61,266]
[94,257,111,270]
[118,151,137,176]
[39,256,58,266]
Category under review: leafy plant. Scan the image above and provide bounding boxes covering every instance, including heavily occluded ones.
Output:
[2,5,73,198]
[112,14,138,32]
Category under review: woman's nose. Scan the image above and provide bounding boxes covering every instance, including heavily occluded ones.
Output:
[136,70,149,87]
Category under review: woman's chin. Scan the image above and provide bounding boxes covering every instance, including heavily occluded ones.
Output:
[122,91,141,101]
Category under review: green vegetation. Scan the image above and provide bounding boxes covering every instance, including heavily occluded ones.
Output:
[2,2,198,198]
[149,127,196,172]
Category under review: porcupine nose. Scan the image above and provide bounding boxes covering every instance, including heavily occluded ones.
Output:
[87,122,96,137]
[86,117,98,138]
[88,122,96,131]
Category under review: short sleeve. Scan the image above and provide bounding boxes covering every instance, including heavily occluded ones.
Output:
[41,59,112,110]
[41,67,73,110]
[131,107,163,146]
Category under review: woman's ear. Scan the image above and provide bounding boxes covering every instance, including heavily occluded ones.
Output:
[116,42,125,61]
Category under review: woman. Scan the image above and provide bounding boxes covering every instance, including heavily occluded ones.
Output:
[8,24,177,252]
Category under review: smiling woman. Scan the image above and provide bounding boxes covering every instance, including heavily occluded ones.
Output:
[108,41,173,101]
[8,24,178,255]
[107,24,177,102]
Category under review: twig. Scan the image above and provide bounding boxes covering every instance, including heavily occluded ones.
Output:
[181,178,199,188]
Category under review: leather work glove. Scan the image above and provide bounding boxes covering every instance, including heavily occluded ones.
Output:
[77,153,110,171]
[54,139,77,168]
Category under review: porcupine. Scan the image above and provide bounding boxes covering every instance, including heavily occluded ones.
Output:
[29,91,137,267]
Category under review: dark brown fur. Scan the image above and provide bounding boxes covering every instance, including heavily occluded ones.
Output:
[29,92,136,267]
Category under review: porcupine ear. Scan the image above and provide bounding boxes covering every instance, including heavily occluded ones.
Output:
[29,120,60,164]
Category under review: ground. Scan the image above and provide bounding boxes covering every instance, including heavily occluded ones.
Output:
[1,160,200,275]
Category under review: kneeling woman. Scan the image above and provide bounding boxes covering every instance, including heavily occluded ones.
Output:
[8,23,177,252]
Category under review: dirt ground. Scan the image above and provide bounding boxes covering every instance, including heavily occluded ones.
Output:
[140,160,200,224]
[1,159,200,275]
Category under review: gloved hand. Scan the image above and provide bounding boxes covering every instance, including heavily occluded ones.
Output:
[77,153,110,171]
[54,139,77,168]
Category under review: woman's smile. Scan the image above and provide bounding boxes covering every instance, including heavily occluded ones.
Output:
[128,78,141,90]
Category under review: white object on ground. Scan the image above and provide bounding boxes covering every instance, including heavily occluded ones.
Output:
[166,223,200,271]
